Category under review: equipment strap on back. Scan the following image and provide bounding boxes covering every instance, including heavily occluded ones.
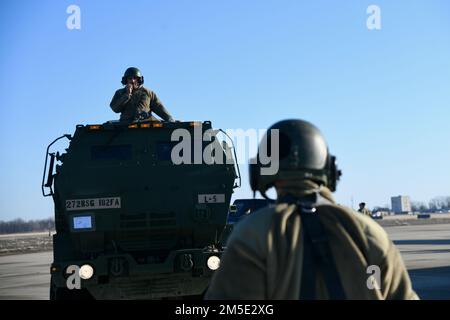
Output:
[279,193,347,300]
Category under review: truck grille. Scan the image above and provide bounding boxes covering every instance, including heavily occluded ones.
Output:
[118,212,177,251]
[120,212,176,229]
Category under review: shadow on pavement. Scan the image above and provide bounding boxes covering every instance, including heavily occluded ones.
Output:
[409,266,450,300]
[394,239,450,245]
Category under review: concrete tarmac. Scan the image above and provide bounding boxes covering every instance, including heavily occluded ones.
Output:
[0,251,52,300]
[0,224,449,299]
[388,224,450,299]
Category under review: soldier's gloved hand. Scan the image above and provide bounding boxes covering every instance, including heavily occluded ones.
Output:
[126,84,133,96]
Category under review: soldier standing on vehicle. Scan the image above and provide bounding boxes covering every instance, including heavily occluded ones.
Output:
[110,67,174,122]
[205,119,418,300]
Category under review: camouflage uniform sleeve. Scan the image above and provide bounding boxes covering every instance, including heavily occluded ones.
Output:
[149,91,174,122]
[204,235,267,299]
[359,215,418,300]
[110,89,131,113]
[379,243,419,300]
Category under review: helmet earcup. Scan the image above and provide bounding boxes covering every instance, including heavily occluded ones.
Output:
[328,155,341,192]
[121,76,127,85]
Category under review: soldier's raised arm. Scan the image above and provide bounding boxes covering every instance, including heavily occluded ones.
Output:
[110,89,131,113]
[150,92,174,122]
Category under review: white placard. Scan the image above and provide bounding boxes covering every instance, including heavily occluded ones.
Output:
[198,194,225,204]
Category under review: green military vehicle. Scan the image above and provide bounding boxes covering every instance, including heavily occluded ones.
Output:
[42,120,240,299]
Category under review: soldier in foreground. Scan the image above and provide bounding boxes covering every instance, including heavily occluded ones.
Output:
[205,119,418,300]
[110,67,174,122]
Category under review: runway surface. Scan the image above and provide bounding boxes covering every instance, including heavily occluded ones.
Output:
[0,223,449,299]
[388,224,450,299]
[0,251,52,300]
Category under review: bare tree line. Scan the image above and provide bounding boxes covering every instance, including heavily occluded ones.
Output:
[2,195,450,233]
[0,218,55,234]
[411,196,450,212]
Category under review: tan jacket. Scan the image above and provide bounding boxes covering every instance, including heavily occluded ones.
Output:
[206,183,418,300]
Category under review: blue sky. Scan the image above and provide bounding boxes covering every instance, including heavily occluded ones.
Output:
[1,0,449,220]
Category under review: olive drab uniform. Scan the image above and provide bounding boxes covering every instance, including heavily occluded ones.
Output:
[110,86,174,122]
[205,182,419,300]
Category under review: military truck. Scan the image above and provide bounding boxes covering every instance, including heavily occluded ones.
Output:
[42,120,240,299]
[227,199,275,225]
[219,199,275,243]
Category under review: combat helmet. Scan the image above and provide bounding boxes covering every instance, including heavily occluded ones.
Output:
[121,67,144,85]
[249,119,341,198]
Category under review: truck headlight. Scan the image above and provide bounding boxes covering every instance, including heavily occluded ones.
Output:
[207,255,220,271]
[79,264,94,280]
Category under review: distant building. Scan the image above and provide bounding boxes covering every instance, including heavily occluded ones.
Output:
[391,195,412,214]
